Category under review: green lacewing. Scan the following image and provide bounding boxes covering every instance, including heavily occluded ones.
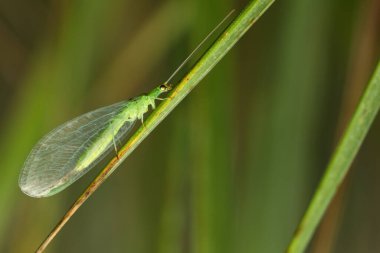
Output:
[19,11,234,198]
[19,84,170,197]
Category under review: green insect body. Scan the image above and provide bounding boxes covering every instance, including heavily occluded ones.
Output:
[76,85,169,172]
[19,84,171,197]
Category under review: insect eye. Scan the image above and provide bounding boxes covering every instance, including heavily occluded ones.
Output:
[159,84,168,91]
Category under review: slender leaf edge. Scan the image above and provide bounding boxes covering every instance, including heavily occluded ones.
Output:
[287,61,380,252]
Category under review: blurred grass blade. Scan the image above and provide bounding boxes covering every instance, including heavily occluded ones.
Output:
[36,0,275,251]
[0,0,128,244]
[190,2,235,253]
[287,61,380,252]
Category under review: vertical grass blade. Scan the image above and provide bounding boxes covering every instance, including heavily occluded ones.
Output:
[236,0,333,251]
[190,1,234,253]
[287,61,380,252]
[0,0,127,246]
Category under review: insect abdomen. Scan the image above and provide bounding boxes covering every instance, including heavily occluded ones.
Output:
[75,115,127,172]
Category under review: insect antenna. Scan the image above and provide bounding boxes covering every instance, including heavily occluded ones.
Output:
[164,9,235,85]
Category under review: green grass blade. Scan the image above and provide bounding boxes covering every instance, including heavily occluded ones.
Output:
[106,0,276,177]
[237,0,333,251]
[287,61,380,252]
[35,1,276,250]
[190,3,234,252]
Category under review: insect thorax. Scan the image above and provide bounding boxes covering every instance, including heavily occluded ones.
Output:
[122,95,156,121]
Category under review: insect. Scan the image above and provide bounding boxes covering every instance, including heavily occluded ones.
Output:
[19,83,171,198]
[19,11,234,198]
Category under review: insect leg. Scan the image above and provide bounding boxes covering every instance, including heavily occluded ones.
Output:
[112,129,119,159]
[156,96,172,101]
[141,116,146,128]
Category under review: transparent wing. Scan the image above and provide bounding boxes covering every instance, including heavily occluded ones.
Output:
[19,101,135,198]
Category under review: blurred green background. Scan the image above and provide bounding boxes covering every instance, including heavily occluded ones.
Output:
[0,0,379,252]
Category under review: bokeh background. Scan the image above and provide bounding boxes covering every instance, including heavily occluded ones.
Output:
[0,0,379,252]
